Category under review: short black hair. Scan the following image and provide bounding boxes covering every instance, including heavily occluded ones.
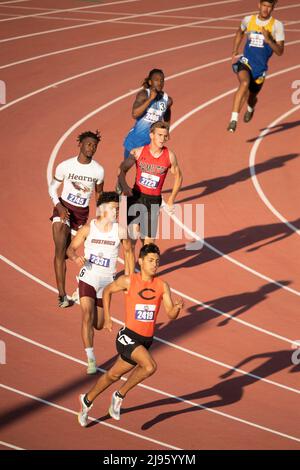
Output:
[139,243,160,259]
[77,130,101,144]
[142,69,164,89]
[97,191,119,207]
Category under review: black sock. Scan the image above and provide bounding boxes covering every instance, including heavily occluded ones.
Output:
[83,394,92,407]
[116,391,124,399]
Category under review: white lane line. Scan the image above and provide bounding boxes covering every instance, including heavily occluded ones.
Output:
[0,440,24,450]
[0,0,241,23]
[249,104,300,235]
[0,384,180,450]
[113,19,237,30]
[1,0,296,44]
[1,2,298,68]
[0,40,234,97]
[1,255,300,394]
[0,0,29,4]
[38,15,101,24]
[1,353,300,443]
[44,59,300,299]
[0,28,233,70]
[0,0,141,22]
[0,5,246,44]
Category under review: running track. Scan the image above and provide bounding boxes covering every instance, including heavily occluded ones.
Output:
[0,0,300,450]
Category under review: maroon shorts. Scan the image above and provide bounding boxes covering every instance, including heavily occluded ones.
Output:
[79,280,103,307]
[50,198,89,232]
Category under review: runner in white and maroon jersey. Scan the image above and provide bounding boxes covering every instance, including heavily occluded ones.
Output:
[67,192,132,375]
[48,130,104,308]
[117,121,182,264]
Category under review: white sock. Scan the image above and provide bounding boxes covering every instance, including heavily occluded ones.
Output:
[247,105,254,112]
[231,112,239,122]
[85,347,95,361]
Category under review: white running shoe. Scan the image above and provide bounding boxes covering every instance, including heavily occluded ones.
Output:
[78,394,93,427]
[87,358,97,375]
[108,391,123,420]
[58,295,71,308]
[71,288,80,305]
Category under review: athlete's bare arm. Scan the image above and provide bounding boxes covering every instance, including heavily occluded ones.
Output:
[165,151,183,212]
[119,225,135,275]
[49,176,70,221]
[162,281,184,320]
[163,96,173,125]
[132,89,158,119]
[231,26,245,63]
[118,147,143,196]
[66,224,90,268]
[102,275,131,331]
[261,28,284,55]
[95,181,104,203]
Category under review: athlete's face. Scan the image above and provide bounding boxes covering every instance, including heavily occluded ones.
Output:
[140,253,160,276]
[150,128,169,149]
[149,73,164,92]
[80,137,98,159]
[98,201,119,222]
[258,1,274,19]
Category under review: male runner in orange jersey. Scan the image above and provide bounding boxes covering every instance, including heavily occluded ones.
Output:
[78,243,184,426]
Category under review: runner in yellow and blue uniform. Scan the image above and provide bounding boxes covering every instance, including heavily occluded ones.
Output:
[227,0,284,133]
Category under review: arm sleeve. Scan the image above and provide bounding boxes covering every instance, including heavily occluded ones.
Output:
[274,20,285,42]
[54,161,65,181]
[96,166,105,184]
[48,178,62,207]
[241,16,251,32]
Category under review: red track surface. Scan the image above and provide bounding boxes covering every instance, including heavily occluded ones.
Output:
[0,0,300,450]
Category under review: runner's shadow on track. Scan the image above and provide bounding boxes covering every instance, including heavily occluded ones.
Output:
[162,154,299,203]
[0,354,118,430]
[117,350,299,430]
[158,218,300,276]
[149,281,291,340]
[247,122,300,143]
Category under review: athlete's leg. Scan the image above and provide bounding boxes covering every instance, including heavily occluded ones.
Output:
[80,296,96,348]
[248,91,258,109]
[52,221,71,297]
[118,346,157,397]
[86,356,134,402]
[93,303,104,331]
[232,69,250,114]
[244,80,263,123]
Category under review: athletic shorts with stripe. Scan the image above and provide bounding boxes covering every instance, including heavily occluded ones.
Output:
[116,327,153,366]
[50,197,89,233]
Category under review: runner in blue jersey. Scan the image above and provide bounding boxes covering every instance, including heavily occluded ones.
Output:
[123,69,173,158]
[227,0,284,133]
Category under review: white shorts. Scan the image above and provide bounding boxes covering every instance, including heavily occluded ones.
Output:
[78,264,114,299]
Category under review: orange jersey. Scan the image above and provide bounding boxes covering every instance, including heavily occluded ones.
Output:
[125,273,165,337]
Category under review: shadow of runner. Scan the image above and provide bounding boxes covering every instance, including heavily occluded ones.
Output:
[0,354,118,429]
[137,349,299,430]
[247,122,300,143]
[158,218,300,276]
[162,154,299,202]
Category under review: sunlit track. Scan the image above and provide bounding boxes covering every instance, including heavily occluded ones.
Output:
[1,0,300,450]
[249,104,300,235]
[1,2,300,43]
